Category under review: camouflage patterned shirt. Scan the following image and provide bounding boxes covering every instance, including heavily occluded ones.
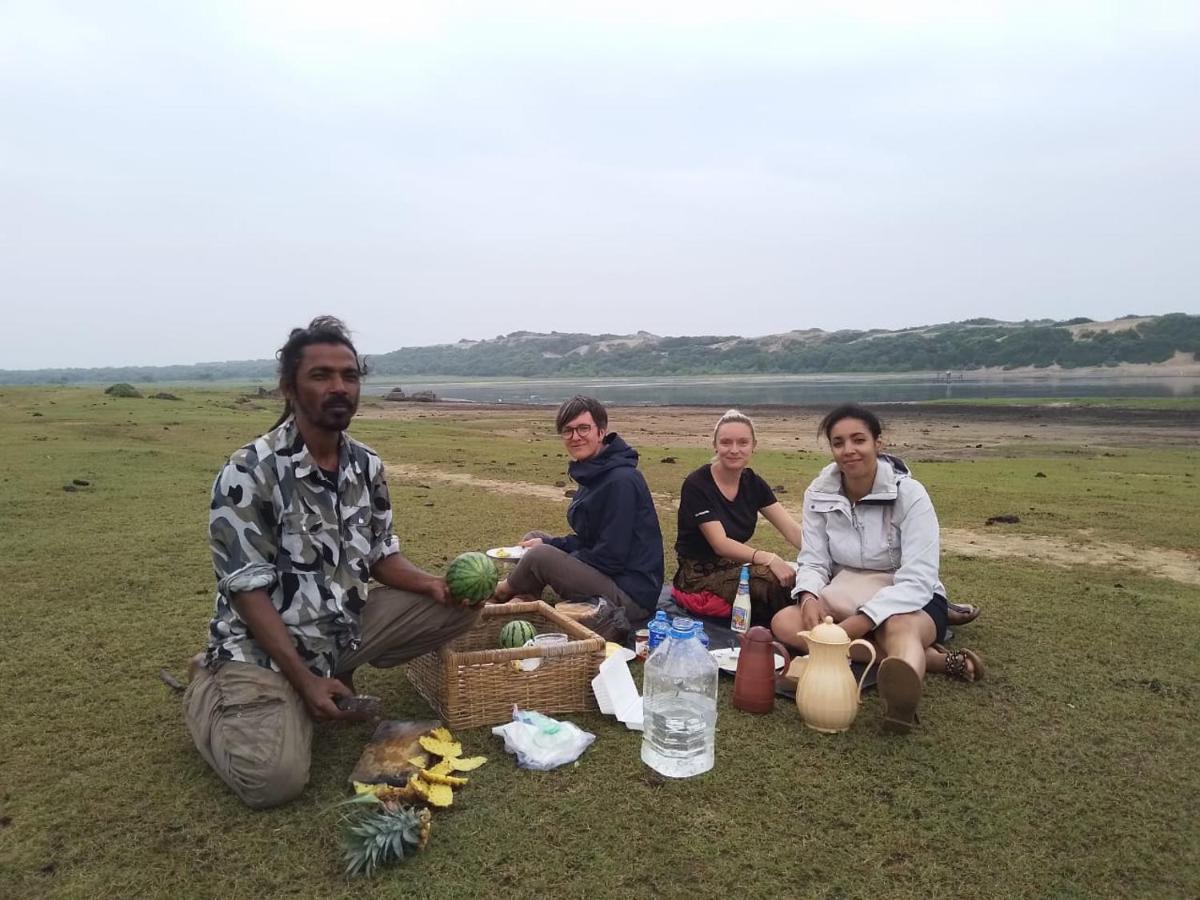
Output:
[204,417,401,677]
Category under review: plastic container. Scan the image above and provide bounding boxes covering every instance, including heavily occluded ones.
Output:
[634,628,650,660]
[696,626,710,650]
[516,632,568,671]
[647,610,670,655]
[730,564,751,634]
[640,616,719,778]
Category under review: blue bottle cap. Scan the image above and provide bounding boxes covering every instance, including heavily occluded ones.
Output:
[669,616,696,639]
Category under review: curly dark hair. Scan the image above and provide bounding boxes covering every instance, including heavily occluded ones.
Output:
[817,404,883,443]
[271,316,367,428]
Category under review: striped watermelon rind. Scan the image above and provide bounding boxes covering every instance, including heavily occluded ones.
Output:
[445,552,500,605]
[499,619,537,649]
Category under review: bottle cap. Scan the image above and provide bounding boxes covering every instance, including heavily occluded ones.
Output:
[669,616,696,639]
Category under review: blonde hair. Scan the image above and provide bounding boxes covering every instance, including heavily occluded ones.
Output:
[712,408,756,446]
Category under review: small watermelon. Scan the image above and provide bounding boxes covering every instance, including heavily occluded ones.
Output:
[445,551,499,605]
[499,619,536,649]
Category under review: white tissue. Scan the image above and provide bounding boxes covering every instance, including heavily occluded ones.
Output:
[591,654,644,731]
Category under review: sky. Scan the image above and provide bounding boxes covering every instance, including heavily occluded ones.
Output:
[2,1,1199,369]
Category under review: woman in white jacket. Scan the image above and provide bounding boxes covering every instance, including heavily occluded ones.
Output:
[771,404,984,732]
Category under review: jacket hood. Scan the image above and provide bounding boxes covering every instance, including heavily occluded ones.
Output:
[568,433,639,484]
[810,453,911,500]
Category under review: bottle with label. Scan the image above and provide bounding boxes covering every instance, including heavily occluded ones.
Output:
[641,616,719,778]
[647,610,671,655]
[730,563,752,634]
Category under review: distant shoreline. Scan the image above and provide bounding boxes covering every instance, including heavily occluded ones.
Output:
[366,358,1200,389]
[360,398,1200,431]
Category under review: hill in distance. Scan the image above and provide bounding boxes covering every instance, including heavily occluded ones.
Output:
[2,314,1198,385]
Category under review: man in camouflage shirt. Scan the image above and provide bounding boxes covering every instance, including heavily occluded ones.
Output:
[184,317,478,809]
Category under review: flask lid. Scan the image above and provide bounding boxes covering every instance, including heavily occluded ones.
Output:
[808,615,850,644]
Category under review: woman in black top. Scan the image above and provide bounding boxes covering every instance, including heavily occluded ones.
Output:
[672,410,803,625]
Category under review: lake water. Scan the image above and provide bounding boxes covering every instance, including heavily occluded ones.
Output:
[365,373,1200,406]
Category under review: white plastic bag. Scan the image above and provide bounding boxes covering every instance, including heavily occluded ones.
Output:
[490,706,596,771]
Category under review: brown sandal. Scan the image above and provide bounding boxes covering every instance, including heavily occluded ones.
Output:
[946,601,980,626]
[877,658,922,734]
[935,644,985,683]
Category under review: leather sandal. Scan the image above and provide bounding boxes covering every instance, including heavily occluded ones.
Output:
[934,643,985,682]
[946,601,980,626]
[877,657,922,734]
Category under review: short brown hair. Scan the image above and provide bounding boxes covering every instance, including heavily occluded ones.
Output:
[555,395,608,434]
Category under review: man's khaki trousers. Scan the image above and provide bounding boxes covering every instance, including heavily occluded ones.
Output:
[183,587,479,809]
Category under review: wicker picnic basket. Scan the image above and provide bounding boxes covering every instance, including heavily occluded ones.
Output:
[405,600,606,729]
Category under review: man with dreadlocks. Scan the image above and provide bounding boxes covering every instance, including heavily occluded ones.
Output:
[183,316,478,809]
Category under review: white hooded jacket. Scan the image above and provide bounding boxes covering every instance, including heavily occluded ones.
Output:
[792,455,947,625]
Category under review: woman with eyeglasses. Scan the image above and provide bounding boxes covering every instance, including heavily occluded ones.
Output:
[492,396,663,635]
[671,409,803,626]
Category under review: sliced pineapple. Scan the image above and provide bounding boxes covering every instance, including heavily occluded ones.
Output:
[408,774,431,800]
[420,780,455,807]
[352,781,383,796]
[421,768,468,787]
[429,726,455,743]
[418,735,463,759]
[426,759,454,777]
[447,755,488,772]
[405,752,430,769]
[373,778,423,803]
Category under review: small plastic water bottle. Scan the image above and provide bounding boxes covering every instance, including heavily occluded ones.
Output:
[647,610,670,655]
[641,616,719,778]
[730,564,751,634]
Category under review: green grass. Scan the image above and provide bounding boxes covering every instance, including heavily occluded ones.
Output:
[1,388,1198,899]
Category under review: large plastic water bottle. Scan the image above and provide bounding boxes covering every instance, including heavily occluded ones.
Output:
[647,610,670,655]
[641,616,719,778]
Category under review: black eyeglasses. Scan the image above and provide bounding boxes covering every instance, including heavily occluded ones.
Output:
[559,423,594,438]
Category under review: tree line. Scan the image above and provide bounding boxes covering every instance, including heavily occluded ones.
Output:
[2,314,1196,384]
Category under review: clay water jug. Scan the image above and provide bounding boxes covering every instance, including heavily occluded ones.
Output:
[793,616,877,733]
[733,626,792,714]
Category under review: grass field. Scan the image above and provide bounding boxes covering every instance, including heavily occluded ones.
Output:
[1,387,1197,899]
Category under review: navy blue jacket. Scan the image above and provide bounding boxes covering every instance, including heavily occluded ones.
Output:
[546,433,664,611]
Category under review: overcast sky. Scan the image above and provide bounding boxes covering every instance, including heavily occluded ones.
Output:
[2,1,1198,368]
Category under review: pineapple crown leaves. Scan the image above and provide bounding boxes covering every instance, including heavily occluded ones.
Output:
[336,795,431,878]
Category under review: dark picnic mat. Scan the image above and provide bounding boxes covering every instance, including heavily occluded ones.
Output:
[648,586,879,696]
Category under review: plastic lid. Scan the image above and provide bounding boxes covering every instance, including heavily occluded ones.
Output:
[654,610,668,622]
[669,616,696,639]
[808,615,849,644]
